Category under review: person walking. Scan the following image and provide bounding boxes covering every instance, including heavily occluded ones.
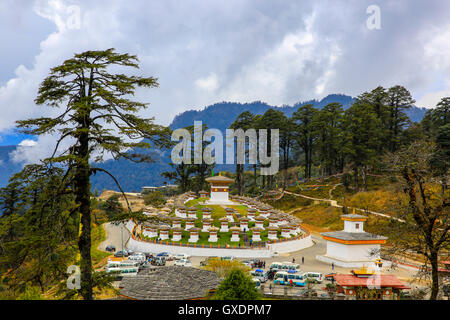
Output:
[332,262,335,271]
[292,258,295,264]
[302,256,304,264]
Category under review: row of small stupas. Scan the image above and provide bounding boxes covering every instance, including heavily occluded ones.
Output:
[141,218,303,243]
[138,191,305,243]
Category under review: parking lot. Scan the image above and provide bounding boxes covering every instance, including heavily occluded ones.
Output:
[101,223,423,297]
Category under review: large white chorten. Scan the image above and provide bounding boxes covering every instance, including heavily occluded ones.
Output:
[205,175,235,205]
[316,211,388,268]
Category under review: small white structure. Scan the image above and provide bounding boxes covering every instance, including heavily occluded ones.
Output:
[188,227,200,243]
[269,215,279,227]
[176,206,187,218]
[225,208,235,222]
[159,226,170,240]
[185,218,195,230]
[171,217,182,229]
[202,219,212,232]
[279,216,290,225]
[251,227,263,242]
[208,227,219,242]
[316,213,388,268]
[187,208,198,219]
[205,175,235,205]
[267,226,279,240]
[258,206,270,218]
[201,207,212,220]
[143,225,158,238]
[281,225,291,238]
[219,217,229,232]
[246,208,257,221]
[254,216,265,229]
[199,190,209,198]
[230,227,241,242]
[172,227,183,242]
[239,217,249,232]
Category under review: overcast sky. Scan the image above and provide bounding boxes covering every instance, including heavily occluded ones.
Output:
[1,0,450,151]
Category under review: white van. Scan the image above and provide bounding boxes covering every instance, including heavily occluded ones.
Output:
[107,260,139,268]
[269,262,283,271]
[280,262,300,271]
[302,272,324,283]
[105,266,138,276]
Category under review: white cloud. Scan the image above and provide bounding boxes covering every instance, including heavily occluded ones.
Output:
[18,139,38,147]
[1,0,450,165]
[195,73,219,92]
[417,91,450,109]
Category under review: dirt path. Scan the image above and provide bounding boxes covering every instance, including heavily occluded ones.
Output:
[283,190,405,223]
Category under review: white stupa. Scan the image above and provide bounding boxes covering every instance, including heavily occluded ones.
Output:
[205,175,235,205]
[316,210,388,268]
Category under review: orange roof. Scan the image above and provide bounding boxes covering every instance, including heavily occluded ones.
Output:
[334,274,409,289]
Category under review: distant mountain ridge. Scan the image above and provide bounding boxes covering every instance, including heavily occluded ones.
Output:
[0,94,429,190]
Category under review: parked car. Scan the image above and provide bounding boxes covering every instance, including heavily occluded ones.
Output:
[252,278,261,289]
[200,256,220,266]
[325,273,337,282]
[251,269,268,283]
[105,245,116,252]
[157,252,172,260]
[126,249,135,256]
[151,256,166,266]
[221,256,235,261]
[128,254,146,263]
[266,269,277,280]
[174,259,192,267]
[114,250,129,257]
[173,253,190,260]
[241,260,254,268]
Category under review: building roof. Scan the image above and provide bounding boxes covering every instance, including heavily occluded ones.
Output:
[321,231,387,241]
[341,213,368,221]
[334,274,410,289]
[119,266,220,300]
[205,175,234,183]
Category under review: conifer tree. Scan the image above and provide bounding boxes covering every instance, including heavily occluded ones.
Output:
[16,49,170,299]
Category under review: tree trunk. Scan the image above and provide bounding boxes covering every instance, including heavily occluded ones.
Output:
[362,166,368,192]
[354,167,359,192]
[75,129,93,300]
[429,250,440,300]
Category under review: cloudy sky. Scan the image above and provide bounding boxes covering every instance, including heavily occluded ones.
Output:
[1,0,450,149]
